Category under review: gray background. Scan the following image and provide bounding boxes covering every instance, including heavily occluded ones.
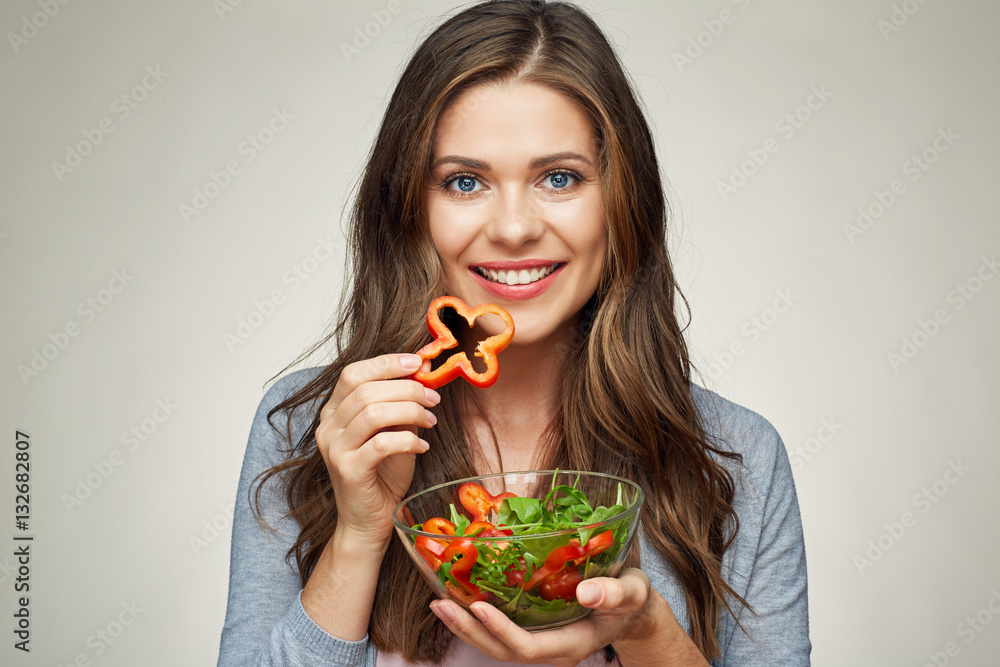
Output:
[2,0,998,665]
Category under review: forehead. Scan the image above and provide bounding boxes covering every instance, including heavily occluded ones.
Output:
[432,81,598,162]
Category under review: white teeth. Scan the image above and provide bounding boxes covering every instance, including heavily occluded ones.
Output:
[476,264,558,285]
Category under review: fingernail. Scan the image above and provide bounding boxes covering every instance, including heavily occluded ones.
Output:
[400,354,422,370]
[425,409,438,425]
[471,603,489,625]
[424,388,441,404]
[577,583,600,606]
[433,601,456,622]
[418,438,430,452]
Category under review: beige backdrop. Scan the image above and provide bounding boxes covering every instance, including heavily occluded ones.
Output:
[2,0,998,665]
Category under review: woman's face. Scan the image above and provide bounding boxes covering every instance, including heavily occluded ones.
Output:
[427,81,607,346]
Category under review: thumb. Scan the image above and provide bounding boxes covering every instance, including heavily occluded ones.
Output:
[576,568,649,611]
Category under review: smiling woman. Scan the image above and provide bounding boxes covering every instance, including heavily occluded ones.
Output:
[217,1,810,666]
[427,82,606,347]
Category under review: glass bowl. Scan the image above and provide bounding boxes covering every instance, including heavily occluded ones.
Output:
[393,470,643,630]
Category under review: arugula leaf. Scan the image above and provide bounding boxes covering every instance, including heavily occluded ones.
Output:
[552,486,591,517]
[521,592,569,614]
[578,504,625,544]
[439,560,454,587]
[448,503,470,537]
[503,497,543,526]
[522,549,544,575]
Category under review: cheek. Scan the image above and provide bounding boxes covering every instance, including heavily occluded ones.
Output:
[427,202,475,271]
[547,198,607,258]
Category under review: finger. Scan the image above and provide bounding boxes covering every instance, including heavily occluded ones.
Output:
[576,568,650,611]
[334,379,440,430]
[346,430,429,474]
[467,602,599,665]
[330,354,423,406]
[338,401,437,452]
[430,600,516,661]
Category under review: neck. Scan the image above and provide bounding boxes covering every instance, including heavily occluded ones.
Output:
[457,329,571,473]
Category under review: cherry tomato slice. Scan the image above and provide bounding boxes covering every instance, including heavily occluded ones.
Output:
[504,556,526,588]
[539,566,583,601]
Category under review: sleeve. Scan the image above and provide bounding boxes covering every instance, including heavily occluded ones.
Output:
[216,372,376,667]
[717,420,811,666]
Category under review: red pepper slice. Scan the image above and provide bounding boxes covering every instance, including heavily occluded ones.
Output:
[458,482,516,522]
[415,536,447,571]
[523,530,614,591]
[477,527,514,538]
[463,520,496,537]
[416,516,459,569]
[445,581,488,605]
[441,540,487,602]
[422,517,456,538]
[442,540,478,578]
[524,543,585,591]
[411,296,515,389]
[578,528,614,560]
[413,532,491,605]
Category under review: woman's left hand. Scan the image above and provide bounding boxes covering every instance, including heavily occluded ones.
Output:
[429,568,706,666]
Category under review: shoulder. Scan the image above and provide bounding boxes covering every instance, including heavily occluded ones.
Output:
[687,386,811,662]
[686,383,799,558]
[258,366,328,414]
[245,366,328,468]
[688,382,787,482]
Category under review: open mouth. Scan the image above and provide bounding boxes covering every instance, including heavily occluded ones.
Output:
[473,263,560,286]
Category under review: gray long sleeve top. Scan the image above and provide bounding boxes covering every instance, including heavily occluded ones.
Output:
[217,367,811,666]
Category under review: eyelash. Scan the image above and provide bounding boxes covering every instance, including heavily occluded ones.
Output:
[438,168,585,199]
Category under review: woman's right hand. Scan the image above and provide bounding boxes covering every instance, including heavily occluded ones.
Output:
[316,353,440,550]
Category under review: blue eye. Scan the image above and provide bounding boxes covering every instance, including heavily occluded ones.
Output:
[544,171,577,189]
[445,174,482,195]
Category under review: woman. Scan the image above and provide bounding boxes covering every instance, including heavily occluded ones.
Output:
[217,1,810,665]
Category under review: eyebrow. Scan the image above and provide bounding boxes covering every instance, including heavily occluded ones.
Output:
[430,151,593,171]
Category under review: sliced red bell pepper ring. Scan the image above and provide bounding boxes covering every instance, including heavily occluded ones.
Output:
[445,581,488,605]
[415,536,447,571]
[463,520,496,537]
[422,517,456,539]
[411,296,515,389]
[441,540,487,602]
[477,527,514,538]
[458,482,516,522]
[415,516,459,569]
[523,530,614,591]
[416,535,487,603]
[523,543,585,591]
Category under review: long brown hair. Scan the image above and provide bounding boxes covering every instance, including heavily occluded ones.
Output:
[250,0,749,662]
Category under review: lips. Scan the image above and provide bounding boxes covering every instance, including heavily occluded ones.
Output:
[474,263,559,286]
[469,261,565,300]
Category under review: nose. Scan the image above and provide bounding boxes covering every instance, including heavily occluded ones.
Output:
[484,189,544,248]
